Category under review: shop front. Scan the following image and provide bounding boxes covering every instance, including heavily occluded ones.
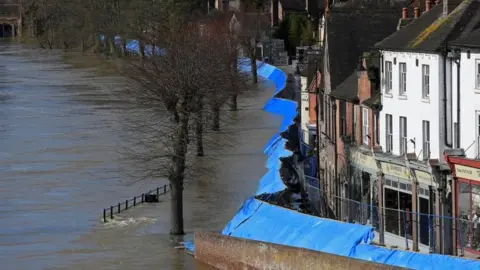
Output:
[445,155,480,257]
[347,149,378,225]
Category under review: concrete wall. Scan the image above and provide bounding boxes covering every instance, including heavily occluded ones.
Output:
[194,232,411,270]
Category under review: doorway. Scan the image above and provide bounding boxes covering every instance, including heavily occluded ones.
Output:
[0,24,14,37]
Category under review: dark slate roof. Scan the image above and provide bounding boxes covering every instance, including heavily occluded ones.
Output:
[279,0,306,11]
[329,72,358,101]
[376,0,480,52]
[451,28,480,48]
[325,0,408,91]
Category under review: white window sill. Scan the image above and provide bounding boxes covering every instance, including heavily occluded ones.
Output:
[384,93,393,98]
[398,95,407,100]
[421,97,430,103]
[475,88,480,94]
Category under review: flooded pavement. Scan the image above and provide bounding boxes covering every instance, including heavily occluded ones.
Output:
[0,42,281,269]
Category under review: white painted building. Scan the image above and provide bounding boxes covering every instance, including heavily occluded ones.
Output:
[451,38,480,159]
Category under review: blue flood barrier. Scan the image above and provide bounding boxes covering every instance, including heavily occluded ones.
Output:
[223,198,375,257]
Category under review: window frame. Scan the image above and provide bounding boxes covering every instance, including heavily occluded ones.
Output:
[363,107,369,146]
[375,113,379,145]
[399,116,407,155]
[422,64,430,99]
[476,111,480,158]
[423,120,430,160]
[354,105,359,142]
[386,114,393,153]
[385,61,393,94]
[476,60,480,89]
[399,62,407,96]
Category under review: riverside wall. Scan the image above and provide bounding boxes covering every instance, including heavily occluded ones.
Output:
[194,232,410,270]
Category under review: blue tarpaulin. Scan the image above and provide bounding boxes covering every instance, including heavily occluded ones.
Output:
[223,198,375,256]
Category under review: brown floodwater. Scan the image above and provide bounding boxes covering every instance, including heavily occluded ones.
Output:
[0,42,281,269]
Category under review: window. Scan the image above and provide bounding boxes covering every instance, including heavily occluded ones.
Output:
[399,62,407,95]
[476,111,480,158]
[476,60,480,89]
[363,108,369,145]
[385,61,393,94]
[386,114,393,153]
[399,116,407,155]
[375,113,380,145]
[353,105,359,141]
[423,120,430,160]
[422,64,430,98]
[340,101,346,136]
[457,181,480,251]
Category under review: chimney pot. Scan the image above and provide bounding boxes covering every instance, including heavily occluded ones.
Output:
[414,7,420,18]
[426,0,432,11]
[402,7,408,19]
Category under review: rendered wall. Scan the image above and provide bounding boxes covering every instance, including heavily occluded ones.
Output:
[194,232,409,270]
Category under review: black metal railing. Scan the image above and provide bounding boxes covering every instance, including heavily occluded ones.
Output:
[102,183,171,223]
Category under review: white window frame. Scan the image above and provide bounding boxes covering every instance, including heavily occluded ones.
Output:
[399,62,407,96]
[363,107,369,145]
[422,64,430,98]
[354,105,359,140]
[476,60,480,89]
[399,116,407,155]
[476,111,480,158]
[385,61,393,94]
[374,113,379,145]
[423,120,430,161]
[386,114,393,153]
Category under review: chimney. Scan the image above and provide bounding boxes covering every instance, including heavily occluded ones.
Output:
[402,7,408,19]
[414,7,420,18]
[426,0,432,11]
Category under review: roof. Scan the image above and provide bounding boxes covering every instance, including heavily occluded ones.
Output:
[324,0,408,91]
[376,0,480,52]
[362,91,381,108]
[279,0,306,11]
[329,72,358,101]
[451,28,480,48]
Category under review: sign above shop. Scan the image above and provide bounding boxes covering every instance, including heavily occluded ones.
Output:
[455,165,480,182]
[350,151,377,171]
[414,170,433,186]
[381,162,410,180]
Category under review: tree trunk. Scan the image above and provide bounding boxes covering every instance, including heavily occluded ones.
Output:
[139,40,145,58]
[229,94,238,111]
[195,111,204,157]
[212,104,220,131]
[251,56,258,84]
[169,110,189,235]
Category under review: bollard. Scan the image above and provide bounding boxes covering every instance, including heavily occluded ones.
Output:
[110,206,114,219]
[126,199,128,209]
[103,209,107,223]
[118,203,121,213]
[134,196,136,206]
[164,185,166,194]
[157,187,159,197]
[141,193,144,203]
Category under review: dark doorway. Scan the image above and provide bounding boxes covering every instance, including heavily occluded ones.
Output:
[0,24,13,37]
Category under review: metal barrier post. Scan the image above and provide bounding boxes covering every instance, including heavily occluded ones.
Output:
[110,206,114,219]
[103,209,107,223]
[118,203,121,213]
[134,196,136,206]
[141,193,144,203]
[164,185,167,194]
[126,199,128,209]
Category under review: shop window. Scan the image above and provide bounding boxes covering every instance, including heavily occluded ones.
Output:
[457,181,480,251]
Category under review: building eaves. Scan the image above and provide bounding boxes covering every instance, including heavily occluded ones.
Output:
[329,72,358,101]
[376,0,480,53]
[362,91,381,108]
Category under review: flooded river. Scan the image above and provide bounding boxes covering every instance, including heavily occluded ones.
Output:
[0,42,280,269]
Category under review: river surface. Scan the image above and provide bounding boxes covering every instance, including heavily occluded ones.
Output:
[0,42,281,269]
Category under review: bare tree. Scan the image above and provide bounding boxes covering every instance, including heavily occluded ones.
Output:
[234,12,270,84]
[121,14,246,234]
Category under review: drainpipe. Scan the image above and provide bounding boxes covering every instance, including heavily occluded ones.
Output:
[333,100,338,219]
[443,43,452,147]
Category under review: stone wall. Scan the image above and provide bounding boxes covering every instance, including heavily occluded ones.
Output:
[194,232,411,270]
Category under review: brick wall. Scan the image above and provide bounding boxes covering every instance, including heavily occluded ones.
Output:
[194,231,410,270]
